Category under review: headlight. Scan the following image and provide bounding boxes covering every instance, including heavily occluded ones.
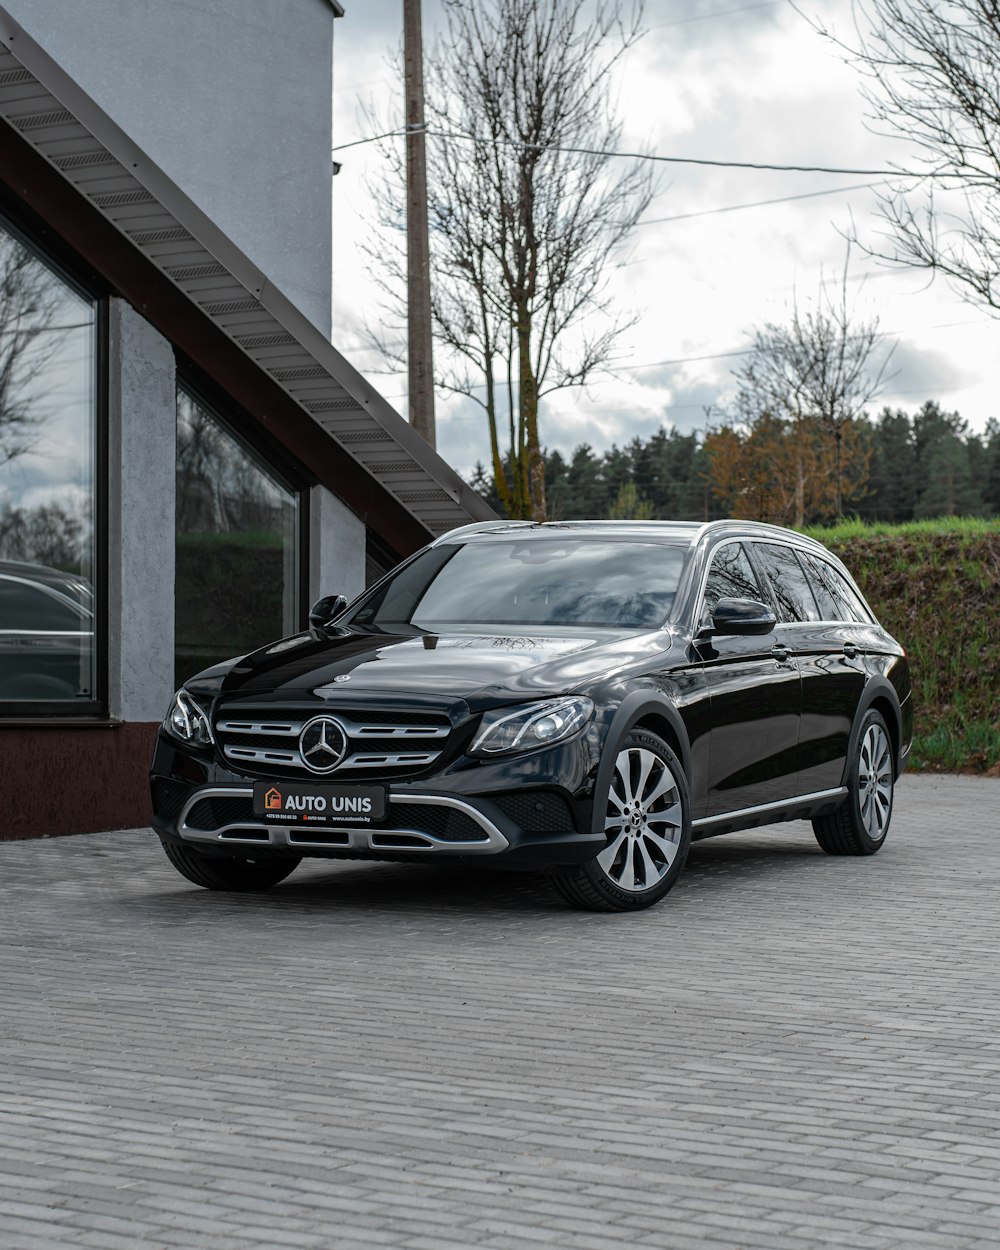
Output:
[470,697,594,756]
[164,689,214,746]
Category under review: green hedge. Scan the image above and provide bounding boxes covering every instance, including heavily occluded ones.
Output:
[175,533,287,686]
[802,519,1000,774]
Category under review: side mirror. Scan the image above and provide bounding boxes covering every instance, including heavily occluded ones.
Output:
[309,594,348,635]
[706,597,776,638]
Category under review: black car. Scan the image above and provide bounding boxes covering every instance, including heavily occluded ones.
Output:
[150,520,912,912]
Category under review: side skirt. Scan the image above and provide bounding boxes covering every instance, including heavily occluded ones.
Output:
[691,787,848,840]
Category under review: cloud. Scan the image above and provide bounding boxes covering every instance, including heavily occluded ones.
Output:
[876,338,973,415]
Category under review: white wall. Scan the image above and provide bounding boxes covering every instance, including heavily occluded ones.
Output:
[8,0,335,337]
[309,485,366,607]
[107,300,176,722]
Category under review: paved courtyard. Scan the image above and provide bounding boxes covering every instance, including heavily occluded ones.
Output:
[1,774,998,1250]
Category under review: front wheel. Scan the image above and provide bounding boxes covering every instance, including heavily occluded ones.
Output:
[813,709,894,856]
[552,729,691,912]
[160,840,301,891]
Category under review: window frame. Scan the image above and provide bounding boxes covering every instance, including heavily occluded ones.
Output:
[0,207,109,721]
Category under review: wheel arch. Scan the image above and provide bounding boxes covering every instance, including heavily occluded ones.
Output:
[846,679,903,782]
[593,693,692,830]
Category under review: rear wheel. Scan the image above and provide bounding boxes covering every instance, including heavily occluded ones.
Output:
[552,729,691,912]
[160,840,301,891]
[813,709,894,856]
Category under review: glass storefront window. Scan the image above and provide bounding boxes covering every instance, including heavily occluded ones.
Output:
[175,388,300,688]
[0,217,97,705]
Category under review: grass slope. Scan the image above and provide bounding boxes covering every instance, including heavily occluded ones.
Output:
[802,519,1000,774]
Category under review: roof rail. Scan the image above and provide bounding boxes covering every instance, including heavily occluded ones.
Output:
[428,520,538,546]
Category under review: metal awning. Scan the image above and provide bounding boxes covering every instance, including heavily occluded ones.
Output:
[0,6,494,548]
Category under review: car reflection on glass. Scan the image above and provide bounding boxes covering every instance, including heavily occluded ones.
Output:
[0,560,95,700]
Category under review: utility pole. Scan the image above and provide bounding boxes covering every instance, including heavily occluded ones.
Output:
[403,0,435,448]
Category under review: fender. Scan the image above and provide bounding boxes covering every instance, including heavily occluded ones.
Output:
[591,691,693,834]
[842,677,904,784]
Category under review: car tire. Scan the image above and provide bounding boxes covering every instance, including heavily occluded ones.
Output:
[160,840,301,891]
[812,709,894,856]
[551,728,691,912]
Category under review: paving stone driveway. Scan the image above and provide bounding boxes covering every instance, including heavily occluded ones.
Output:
[1,774,998,1250]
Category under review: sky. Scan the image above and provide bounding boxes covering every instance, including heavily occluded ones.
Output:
[330,0,999,477]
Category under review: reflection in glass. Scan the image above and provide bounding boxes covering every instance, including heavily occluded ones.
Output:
[175,390,299,686]
[0,219,96,702]
[801,552,872,624]
[702,543,763,621]
[352,539,686,631]
[753,542,821,623]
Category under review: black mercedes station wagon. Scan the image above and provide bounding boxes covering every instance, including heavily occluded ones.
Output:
[150,520,912,912]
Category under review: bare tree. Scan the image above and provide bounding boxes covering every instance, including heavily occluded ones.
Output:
[366,0,653,520]
[731,260,892,522]
[0,231,64,467]
[813,1,1000,313]
[177,393,285,535]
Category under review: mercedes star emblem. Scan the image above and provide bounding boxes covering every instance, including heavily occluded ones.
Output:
[298,715,348,774]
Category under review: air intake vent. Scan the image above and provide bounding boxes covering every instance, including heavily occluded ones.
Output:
[270,366,329,381]
[304,398,360,412]
[55,151,113,170]
[202,298,262,315]
[129,227,191,245]
[93,190,155,208]
[14,108,74,129]
[167,262,228,280]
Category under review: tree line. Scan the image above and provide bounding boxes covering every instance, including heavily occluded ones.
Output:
[469,401,1000,525]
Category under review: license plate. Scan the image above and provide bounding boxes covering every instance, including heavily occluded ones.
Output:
[252,781,385,825]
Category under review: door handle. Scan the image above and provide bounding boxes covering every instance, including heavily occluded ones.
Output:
[770,644,790,662]
[843,643,858,659]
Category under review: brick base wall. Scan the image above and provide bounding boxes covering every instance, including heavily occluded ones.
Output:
[0,723,158,840]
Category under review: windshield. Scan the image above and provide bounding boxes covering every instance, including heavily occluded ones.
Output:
[349,538,686,631]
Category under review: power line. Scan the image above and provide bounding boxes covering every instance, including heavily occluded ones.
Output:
[618,317,982,375]
[331,127,411,152]
[650,1,781,29]
[333,124,955,181]
[636,181,883,226]
[387,373,985,424]
[378,316,985,406]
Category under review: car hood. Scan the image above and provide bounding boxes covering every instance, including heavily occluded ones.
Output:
[192,626,675,709]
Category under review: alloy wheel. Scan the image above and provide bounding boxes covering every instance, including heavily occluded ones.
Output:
[858,721,893,840]
[599,746,684,893]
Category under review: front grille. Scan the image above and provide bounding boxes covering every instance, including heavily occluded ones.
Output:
[214,705,453,780]
[490,792,577,833]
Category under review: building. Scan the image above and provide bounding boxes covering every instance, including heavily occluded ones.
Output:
[0,1,493,839]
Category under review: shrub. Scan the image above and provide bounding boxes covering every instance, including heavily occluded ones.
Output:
[803,519,1000,774]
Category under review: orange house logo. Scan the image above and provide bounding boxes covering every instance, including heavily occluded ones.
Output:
[264,787,283,811]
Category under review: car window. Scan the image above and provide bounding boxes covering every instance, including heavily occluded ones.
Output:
[751,543,821,623]
[702,542,763,620]
[800,553,873,623]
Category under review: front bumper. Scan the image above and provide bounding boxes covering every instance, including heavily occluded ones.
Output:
[150,728,607,867]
